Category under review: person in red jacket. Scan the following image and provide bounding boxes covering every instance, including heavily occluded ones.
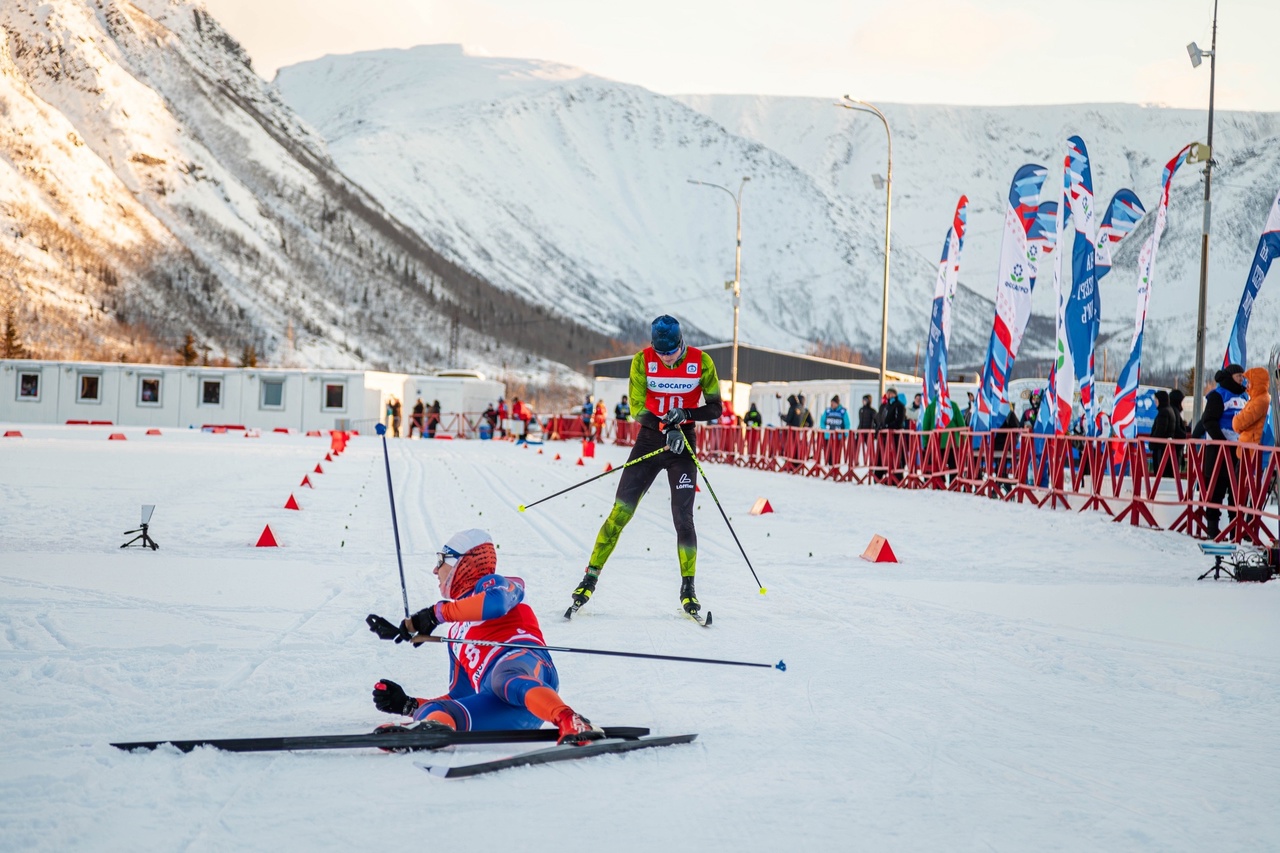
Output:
[366,529,602,745]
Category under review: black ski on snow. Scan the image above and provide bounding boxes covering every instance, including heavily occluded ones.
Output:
[111,726,650,754]
[685,608,712,628]
[419,733,698,779]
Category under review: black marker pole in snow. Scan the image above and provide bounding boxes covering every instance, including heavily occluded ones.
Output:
[375,422,411,620]
[686,443,767,595]
[516,446,667,513]
[418,634,785,671]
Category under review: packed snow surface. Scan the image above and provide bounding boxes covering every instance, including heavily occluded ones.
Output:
[1,427,1278,851]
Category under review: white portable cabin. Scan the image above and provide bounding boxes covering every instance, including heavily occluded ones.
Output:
[0,360,431,432]
[403,371,506,417]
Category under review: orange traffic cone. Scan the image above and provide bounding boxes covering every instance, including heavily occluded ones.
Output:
[860,535,898,563]
[284,494,301,510]
[256,525,279,547]
[749,498,774,515]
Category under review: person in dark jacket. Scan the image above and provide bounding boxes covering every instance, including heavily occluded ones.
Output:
[410,398,426,439]
[1168,389,1189,438]
[781,394,802,427]
[744,403,763,428]
[795,394,813,429]
[426,400,441,438]
[879,388,906,430]
[1196,365,1248,537]
[1148,390,1177,477]
[857,395,876,430]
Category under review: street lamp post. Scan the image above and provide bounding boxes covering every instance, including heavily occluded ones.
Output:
[688,177,750,414]
[1188,0,1219,427]
[836,96,893,402]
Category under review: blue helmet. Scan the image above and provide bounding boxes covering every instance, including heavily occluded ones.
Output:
[650,315,683,355]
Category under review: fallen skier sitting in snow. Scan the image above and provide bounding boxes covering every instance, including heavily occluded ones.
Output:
[365,528,604,746]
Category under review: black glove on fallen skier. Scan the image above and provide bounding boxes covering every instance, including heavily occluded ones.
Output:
[665,427,685,455]
[405,605,441,644]
[372,679,420,716]
[661,407,689,427]
[366,613,410,643]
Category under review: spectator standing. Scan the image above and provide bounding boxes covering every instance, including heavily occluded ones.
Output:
[1197,364,1248,538]
[511,398,532,443]
[744,403,763,428]
[496,397,509,439]
[1232,367,1271,445]
[780,394,801,427]
[795,394,813,429]
[482,403,498,438]
[410,398,425,439]
[614,394,630,422]
[857,395,876,430]
[389,396,402,438]
[592,400,607,443]
[879,388,905,430]
[822,395,850,430]
[427,400,441,438]
[908,393,923,430]
[1168,389,1190,437]
[580,395,594,438]
[963,392,977,426]
[1148,390,1177,477]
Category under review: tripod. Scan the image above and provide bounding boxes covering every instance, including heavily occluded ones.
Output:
[121,523,159,551]
[1197,553,1235,581]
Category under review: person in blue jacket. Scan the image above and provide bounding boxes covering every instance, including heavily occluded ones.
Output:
[822,395,850,431]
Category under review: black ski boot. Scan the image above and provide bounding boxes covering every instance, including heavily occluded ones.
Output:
[680,576,700,616]
[372,719,454,753]
[565,568,600,619]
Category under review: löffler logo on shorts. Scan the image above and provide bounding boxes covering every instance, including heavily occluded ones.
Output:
[677,473,694,490]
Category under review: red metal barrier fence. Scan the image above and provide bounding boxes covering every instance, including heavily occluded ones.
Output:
[658,425,1278,546]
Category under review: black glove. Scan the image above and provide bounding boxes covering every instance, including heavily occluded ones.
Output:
[665,427,685,455]
[372,678,420,716]
[661,407,688,427]
[407,605,441,638]
[366,613,410,643]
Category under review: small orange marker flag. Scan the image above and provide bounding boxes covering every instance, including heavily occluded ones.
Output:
[860,535,898,563]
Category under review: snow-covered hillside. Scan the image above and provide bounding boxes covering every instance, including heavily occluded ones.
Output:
[275,46,964,362]
[681,95,1280,374]
[0,1,608,377]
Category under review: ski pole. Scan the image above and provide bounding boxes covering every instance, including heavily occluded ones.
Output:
[375,422,411,619]
[517,446,667,512]
[686,444,767,595]
[417,634,785,671]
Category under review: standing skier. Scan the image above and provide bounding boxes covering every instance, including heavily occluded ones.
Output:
[570,315,723,618]
[366,529,603,745]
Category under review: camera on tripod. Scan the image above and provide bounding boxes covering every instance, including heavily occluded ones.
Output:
[121,504,159,551]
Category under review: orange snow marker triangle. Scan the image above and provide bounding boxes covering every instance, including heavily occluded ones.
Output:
[284,494,301,510]
[255,525,279,547]
[576,458,585,466]
[860,535,897,563]
[325,452,333,462]
[314,463,324,474]
[4,430,23,437]
[749,498,774,515]
[554,453,561,461]
[300,475,313,488]
[538,449,544,455]
[108,433,127,441]
[146,428,162,436]
[604,462,613,472]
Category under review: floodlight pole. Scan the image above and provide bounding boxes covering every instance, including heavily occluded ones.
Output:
[1191,0,1219,428]
[688,177,750,413]
[836,96,893,401]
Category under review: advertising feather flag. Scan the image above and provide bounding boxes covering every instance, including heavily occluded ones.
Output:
[1110,146,1193,441]
[1223,186,1280,369]
[1062,136,1098,435]
[923,196,969,427]
[973,165,1048,434]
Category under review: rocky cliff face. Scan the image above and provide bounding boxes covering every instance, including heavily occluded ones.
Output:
[0,0,613,376]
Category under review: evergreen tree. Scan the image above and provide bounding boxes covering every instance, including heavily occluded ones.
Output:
[2,309,27,359]
[239,344,258,368]
[176,333,198,365]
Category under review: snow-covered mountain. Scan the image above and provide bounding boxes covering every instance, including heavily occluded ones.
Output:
[275,46,969,364]
[0,0,610,377]
[276,45,1280,375]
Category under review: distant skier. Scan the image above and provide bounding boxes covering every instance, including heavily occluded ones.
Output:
[569,315,723,618]
[366,529,604,745]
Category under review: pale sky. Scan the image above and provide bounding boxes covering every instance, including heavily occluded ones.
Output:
[201,0,1280,111]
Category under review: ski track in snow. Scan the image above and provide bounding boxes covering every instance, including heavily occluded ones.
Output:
[1,425,1278,852]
